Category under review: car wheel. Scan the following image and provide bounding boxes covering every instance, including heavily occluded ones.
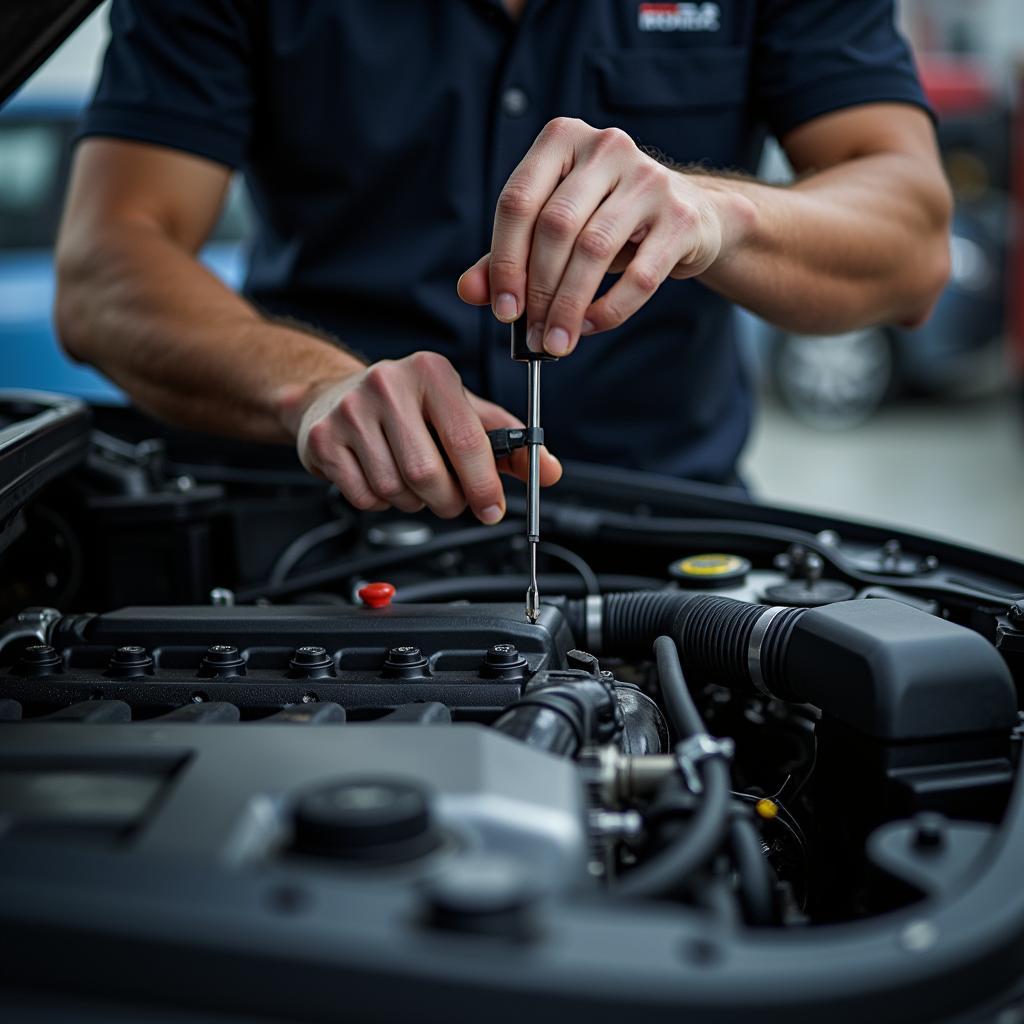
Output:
[772,327,894,430]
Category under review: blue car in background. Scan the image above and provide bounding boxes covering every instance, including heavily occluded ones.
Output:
[0,94,249,402]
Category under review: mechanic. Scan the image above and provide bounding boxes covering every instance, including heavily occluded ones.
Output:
[55,0,951,525]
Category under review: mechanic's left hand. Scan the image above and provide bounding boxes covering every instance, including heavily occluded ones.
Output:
[457,117,755,357]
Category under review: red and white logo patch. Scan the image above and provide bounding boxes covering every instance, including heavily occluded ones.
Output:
[638,2,721,32]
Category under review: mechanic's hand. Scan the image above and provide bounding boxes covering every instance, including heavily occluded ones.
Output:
[287,352,561,523]
[457,117,755,356]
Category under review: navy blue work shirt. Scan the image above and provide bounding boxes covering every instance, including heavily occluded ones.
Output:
[79,0,929,483]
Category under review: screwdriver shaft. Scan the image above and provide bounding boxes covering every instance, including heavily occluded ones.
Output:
[526,358,541,622]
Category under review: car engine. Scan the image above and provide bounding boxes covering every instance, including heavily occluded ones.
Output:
[1,391,1023,1023]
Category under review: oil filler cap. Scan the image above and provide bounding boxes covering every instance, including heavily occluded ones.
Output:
[358,581,396,608]
[423,854,540,939]
[292,778,440,863]
[669,553,750,589]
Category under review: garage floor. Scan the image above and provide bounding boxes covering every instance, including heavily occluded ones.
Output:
[742,393,1024,561]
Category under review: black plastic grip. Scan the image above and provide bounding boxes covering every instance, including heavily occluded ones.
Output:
[488,427,543,460]
[510,318,556,362]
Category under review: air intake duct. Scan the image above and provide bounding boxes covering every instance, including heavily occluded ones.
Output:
[590,594,1017,741]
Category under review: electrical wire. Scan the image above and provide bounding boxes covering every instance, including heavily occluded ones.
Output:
[731,790,809,908]
[391,573,662,603]
[236,518,522,602]
[779,735,818,804]
[537,541,600,596]
[268,514,354,586]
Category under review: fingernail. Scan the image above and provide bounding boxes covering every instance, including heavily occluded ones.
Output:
[494,292,518,322]
[526,323,543,353]
[545,327,571,356]
[480,504,505,525]
[581,319,596,335]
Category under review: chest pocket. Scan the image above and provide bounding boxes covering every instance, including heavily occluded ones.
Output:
[583,47,751,165]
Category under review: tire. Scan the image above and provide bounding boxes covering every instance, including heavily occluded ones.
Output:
[772,327,894,430]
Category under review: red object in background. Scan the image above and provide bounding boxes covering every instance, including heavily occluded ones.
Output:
[357,582,396,608]
[918,55,996,116]
[918,54,1023,381]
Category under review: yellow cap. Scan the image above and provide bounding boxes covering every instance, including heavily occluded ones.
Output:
[755,798,778,821]
[669,553,751,588]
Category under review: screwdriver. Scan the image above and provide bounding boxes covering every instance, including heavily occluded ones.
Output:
[514,318,555,622]
[485,321,556,622]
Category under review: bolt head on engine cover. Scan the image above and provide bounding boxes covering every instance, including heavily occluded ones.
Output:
[292,778,440,864]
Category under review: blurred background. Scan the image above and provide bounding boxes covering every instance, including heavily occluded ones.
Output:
[2,1,1022,555]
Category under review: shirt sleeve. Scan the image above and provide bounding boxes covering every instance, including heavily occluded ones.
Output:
[76,0,255,169]
[753,0,933,140]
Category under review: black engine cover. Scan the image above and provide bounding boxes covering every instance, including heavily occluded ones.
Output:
[2,603,573,720]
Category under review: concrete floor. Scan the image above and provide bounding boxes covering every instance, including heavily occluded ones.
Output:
[741,394,1024,561]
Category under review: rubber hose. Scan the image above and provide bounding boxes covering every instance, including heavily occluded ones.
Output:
[729,816,776,926]
[601,592,806,697]
[653,633,704,738]
[616,636,732,899]
[617,759,732,900]
[602,591,690,656]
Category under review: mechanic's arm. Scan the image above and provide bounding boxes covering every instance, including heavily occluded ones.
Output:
[457,105,953,356]
[56,139,558,523]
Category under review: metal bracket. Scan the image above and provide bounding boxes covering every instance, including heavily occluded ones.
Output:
[675,733,735,794]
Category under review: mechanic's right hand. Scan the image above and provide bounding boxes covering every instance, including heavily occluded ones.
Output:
[286,351,561,523]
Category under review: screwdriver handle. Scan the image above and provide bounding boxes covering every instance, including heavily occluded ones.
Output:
[511,317,557,363]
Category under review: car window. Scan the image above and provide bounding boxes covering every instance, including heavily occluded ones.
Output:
[0,118,70,250]
[0,113,251,252]
[210,175,252,244]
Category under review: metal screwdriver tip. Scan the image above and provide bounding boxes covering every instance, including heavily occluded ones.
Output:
[526,542,539,623]
[526,586,539,624]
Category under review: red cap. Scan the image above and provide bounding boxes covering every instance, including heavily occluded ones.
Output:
[358,581,396,609]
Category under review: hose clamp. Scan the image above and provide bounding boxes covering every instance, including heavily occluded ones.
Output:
[675,733,735,794]
[747,605,787,698]
[585,595,603,653]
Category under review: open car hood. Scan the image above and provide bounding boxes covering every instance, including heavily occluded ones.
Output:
[0,0,103,106]
[1,390,1024,1023]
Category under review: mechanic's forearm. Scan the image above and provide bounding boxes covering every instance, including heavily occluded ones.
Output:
[695,153,952,333]
[55,223,361,442]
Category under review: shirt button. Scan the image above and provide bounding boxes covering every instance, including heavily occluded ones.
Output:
[502,87,529,117]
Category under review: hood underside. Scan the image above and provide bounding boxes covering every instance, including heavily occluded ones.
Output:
[0,0,103,106]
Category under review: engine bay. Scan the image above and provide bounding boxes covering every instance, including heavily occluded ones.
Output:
[2,392,1024,1023]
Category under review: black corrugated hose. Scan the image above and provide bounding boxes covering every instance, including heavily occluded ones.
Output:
[598,591,805,698]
